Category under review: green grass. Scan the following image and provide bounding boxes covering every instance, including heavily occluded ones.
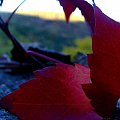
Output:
[0,12,91,56]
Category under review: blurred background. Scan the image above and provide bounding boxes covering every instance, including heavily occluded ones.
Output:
[0,0,120,59]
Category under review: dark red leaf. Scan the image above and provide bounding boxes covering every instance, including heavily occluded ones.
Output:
[58,0,76,22]
[87,6,120,117]
[58,0,95,31]
[74,1,120,117]
[58,0,120,117]
[0,64,102,120]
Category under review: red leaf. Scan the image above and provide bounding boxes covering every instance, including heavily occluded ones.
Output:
[59,0,120,117]
[73,1,120,117]
[87,6,120,117]
[58,0,95,32]
[0,64,102,120]
[58,0,76,22]
[73,0,95,32]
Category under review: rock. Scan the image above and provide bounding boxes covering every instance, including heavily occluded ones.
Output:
[0,84,11,98]
[0,109,18,120]
[74,52,88,66]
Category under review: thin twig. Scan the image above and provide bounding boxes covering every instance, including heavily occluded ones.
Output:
[0,0,3,6]
[26,50,64,64]
[92,0,96,6]
[0,62,32,69]
[5,0,26,25]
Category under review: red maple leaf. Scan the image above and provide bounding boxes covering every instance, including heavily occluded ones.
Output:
[87,6,120,117]
[59,0,120,118]
[0,64,102,120]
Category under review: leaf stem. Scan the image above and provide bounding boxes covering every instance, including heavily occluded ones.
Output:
[26,50,64,64]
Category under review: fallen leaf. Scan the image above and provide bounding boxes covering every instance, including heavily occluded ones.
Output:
[0,64,102,120]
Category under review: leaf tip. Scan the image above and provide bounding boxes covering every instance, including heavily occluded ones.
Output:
[58,0,76,22]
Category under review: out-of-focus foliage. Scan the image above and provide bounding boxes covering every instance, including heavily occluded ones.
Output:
[63,37,92,59]
[0,29,13,55]
[0,12,90,56]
